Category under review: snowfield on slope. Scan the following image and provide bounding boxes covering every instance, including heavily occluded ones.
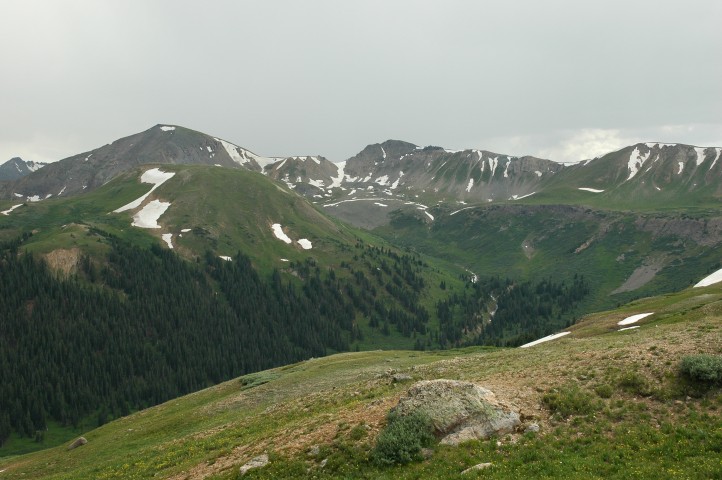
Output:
[114,168,175,213]
[132,200,171,229]
[161,233,173,249]
[694,267,722,288]
[617,312,653,326]
[271,224,293,244]
[1,204,23,215]
[520,332,571,348]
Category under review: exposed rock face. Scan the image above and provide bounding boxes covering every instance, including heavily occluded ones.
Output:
[0,157,47,181]
[391,379,520,445]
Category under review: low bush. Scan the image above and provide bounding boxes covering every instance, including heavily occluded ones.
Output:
[594,384,614,399]
[679,355,722,385]
[617,371,652,396]
[372,411,435,465]
[543,384,599,418]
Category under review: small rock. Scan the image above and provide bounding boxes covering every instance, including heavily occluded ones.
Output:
[320,458,328,468]
[525,423,540,433]
[67,437,87,450]
[391,373,413,383]
[462,463,493,474]
[421,448,434,459]
[240,454,269,476]
[308,445,320,457]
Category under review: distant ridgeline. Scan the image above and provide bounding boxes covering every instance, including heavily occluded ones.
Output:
[0,234,588,444]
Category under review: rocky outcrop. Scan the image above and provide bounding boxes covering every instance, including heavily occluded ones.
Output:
[391,379,520,445]
[67,436,87,450]
[239,454,269,476]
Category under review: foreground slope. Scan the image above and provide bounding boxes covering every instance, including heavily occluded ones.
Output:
[1,283,720,479]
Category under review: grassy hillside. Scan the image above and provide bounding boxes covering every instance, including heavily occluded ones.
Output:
[1,283,720,479]
[375,203,722,314]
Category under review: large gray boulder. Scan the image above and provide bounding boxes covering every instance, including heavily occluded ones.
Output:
[391,379,520,445]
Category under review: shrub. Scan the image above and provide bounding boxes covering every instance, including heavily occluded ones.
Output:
[594,384,614,399]
[543,385,599,418]
[372,411,435,465]
[679,355,722,385]
[617,371,652,396]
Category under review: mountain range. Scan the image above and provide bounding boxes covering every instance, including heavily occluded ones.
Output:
[1,124,722,469]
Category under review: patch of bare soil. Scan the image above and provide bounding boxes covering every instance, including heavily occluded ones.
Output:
[44,248,82,276]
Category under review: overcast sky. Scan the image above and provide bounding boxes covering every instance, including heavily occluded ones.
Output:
[1,0,720,164]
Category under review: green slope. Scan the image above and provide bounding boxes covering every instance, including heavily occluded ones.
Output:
[1,283,720,479]
[375,203,722,314]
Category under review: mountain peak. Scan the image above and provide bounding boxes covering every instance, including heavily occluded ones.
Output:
[0,157,47,181]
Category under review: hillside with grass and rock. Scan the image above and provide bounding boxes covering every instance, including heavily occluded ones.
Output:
[0,280,720,479]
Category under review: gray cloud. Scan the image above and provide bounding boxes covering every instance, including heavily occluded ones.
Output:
[1,0,720,164]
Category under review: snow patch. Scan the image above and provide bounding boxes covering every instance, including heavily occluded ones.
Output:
[132,200,171,229]
[627,147,651,181]
[271,223,293,244]
[160,126,175,131]
[324,197,394,208]
[535,170,542,177]
[466,178,474,192]
[1,204,23,215]
[645,142,676,148]
[217,138,249,165]
[450,206,474,216]
[694,147,707,166]
[489,157,499,177]
[509,192,536,200]
[308,179,325,188]
[374,202,388,207]
[390,171,404,189]
[114,168,175,213]
[694,267,722,287]
[618,312,653,326]
[380,145,386,159]
[27,195,41,202]
[162,233,173,249]
[13,193,23,198]
[219,256,232,261]
[709,148,722,171]
[375,175,389,186]
[298,239,312,249]
[58,186,67,196]
[503,160,510,178]
[619,326,640,332]
[424,211,434,221]
[677,161,685,175]
[520,331,571,348]
[181,228,191,233]
[578,187,605,193]
[329,161,346,188]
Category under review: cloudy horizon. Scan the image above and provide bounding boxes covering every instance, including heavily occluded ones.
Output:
[1,0,720,165]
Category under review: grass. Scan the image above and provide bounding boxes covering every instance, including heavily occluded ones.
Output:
[1,281,721,479]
